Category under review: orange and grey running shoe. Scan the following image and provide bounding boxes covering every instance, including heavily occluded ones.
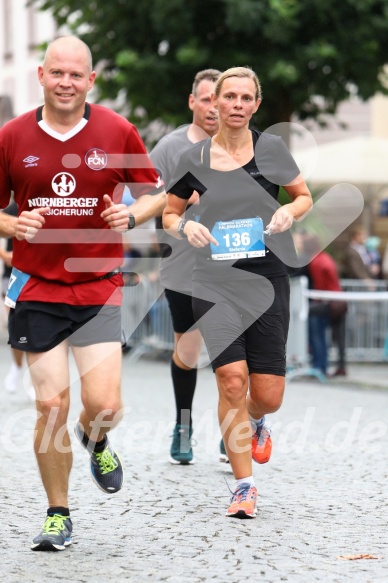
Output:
[252,417,272,464]
[226,483,257,519]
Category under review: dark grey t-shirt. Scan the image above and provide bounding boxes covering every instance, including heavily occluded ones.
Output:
[150,125,200,294]
[168,130,300,282]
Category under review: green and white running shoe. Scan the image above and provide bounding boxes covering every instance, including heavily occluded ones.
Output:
[74,419,123,494]
[31,514,72,551]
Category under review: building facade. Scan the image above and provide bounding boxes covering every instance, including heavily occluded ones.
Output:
[0,0,57,115]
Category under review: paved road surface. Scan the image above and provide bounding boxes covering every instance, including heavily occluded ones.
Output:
[0,342,387,582]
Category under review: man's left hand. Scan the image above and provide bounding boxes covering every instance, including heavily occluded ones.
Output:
[101,194,131,231]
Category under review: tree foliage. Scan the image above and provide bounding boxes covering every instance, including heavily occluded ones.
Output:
[30,0,388,136]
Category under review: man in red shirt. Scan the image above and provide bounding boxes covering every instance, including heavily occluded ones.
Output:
[0,36,165,551]
[303,234,346,376]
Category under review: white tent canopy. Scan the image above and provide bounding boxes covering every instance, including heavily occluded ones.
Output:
[292,136,388,186]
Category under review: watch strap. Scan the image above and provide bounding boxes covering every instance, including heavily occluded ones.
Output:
[178,219,187,237]
[127,213,136,230]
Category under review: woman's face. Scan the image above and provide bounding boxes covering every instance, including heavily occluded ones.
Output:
[214,76,261,130]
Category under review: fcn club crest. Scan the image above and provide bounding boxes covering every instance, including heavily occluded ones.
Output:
[85,148,108,170]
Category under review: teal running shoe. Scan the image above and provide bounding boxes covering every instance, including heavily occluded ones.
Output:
[169,424,195,465]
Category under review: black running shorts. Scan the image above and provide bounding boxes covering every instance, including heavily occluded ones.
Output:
[164,288,198,334]
[8,302,122,352]
[192,275,290,375]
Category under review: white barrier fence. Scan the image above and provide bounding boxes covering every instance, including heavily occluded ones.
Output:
[122,276,388,365]
[331,279,388,363]
[287,276,310,369]
[288,277,388,366]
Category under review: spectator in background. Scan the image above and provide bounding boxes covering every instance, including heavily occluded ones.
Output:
[342,226,375,287]
[0,99,34,396]
[1,202,35,396]
[365,236,382,279]
[303,234,347,376]
[382,242,388,280]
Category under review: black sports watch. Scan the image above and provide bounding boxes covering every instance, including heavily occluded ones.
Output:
[127,213,136,230]
[177,219,187,237]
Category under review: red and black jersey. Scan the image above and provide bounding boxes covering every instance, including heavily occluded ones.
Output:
[0,103,163,304]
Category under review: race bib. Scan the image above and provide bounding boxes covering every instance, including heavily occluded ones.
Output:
[5,267,31,308]
[210,217,265,261]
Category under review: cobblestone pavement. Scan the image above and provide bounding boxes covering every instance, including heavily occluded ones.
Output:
[0,341,387,583]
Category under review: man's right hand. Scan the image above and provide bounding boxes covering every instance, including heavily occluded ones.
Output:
[16,208,50,241]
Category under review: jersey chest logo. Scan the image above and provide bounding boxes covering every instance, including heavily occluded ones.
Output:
[85,148,108,170]
[51,172,76,196]
[23,155,39,167]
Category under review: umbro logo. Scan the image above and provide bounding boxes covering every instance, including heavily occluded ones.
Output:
[23,155,39,167]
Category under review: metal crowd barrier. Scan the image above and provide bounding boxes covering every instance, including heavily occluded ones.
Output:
[287,276,309,367]
[334,279,388,362]
[286,276,326,381]
[121,275,388,366]
[121,278,174,363]
[288,277,388,368]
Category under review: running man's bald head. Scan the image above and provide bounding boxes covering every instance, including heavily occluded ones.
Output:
[43,36,93,73]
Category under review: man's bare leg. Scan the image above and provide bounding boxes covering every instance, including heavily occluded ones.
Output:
[27,341,72,508]
[72,342,124,494]
[72,342,123,442]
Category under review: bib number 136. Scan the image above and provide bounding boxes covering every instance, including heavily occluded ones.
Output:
[210,217,266,260]
[223,231,251,248]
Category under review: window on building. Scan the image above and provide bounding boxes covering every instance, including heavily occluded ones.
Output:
[27,4,38,51]
[3,0,13,60]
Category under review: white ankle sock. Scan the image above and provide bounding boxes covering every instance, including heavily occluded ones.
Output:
[236,476,255,488]
[249,415,264,426]
[4,362,23,393]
